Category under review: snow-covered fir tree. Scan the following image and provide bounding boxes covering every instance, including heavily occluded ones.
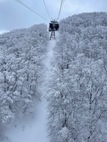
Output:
[47,12,107,142]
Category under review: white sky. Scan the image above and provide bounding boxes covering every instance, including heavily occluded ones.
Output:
[0,0,107,33]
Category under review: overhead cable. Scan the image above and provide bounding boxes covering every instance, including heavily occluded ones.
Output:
[42,0,53,20]
[15,0,48,21]
[57,0,64,20]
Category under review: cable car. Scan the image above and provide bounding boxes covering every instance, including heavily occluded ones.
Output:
[49,20,59,39]
[49,21,59,31]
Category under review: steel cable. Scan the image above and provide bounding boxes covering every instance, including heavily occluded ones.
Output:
[15,0,48,21]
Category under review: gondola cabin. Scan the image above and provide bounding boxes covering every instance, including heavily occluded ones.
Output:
[49,21,59,32]
[49,20,59,39]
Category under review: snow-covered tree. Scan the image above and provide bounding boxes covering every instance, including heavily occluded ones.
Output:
[0,24,48,141]
[48,12,107,142]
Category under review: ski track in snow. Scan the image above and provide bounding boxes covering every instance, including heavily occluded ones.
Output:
[5,38,57,142]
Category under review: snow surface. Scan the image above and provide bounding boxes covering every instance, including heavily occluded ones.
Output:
[5,37,57,142]
[43,40,56,80]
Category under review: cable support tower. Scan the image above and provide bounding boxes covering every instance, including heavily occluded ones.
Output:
[15,0,48,21]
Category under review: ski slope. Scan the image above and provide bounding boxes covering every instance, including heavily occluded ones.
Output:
[5,39,56,142]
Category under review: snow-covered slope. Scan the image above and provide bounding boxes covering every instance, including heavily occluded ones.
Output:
[5,98,49,142]
[1,12,107,142]
[48,12,107,142]
[0,24,49,141]
[5,39,56,142]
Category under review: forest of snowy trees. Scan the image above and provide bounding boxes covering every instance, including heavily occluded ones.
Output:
[48,12,107,142]
[0,24,48,141]
[1,12,107,142]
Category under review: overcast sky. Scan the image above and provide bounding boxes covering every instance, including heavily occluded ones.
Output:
[0,0,107,33]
